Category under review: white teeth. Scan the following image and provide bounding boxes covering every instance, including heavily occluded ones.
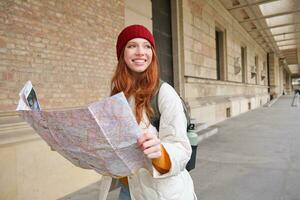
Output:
[132,59,146,63]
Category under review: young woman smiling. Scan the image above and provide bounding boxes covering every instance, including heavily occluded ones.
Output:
[110,24,197,200]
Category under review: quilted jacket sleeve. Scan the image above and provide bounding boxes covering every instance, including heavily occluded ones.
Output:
[152,83,192,178]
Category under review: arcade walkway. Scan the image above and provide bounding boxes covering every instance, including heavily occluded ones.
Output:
[61,95,300,200]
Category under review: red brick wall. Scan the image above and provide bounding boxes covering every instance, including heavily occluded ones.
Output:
[0,0,124,111]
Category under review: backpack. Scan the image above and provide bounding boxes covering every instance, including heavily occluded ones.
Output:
[150,80,193,131]
[150,80,196,171]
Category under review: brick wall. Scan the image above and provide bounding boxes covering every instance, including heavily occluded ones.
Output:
[0,0,124,111]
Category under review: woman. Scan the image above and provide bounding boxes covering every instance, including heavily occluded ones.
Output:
[111,24,197,200]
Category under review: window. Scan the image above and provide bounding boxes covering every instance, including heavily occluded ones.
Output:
[241,46,247,83]
[226,107,231,118]
[262,61,266,83]
[255,55,258,84]
[215,27,226,81]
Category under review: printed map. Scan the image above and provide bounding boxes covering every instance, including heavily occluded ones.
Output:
[18,87,152,177]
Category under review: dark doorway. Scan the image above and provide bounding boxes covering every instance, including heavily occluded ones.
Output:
[152,0,174,86]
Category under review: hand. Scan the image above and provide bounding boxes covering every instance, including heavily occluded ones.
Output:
[137,133,162,159]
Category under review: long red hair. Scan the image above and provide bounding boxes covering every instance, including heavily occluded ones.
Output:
[111,47,160,124]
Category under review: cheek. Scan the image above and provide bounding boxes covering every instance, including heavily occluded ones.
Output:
[124,52,131,65]
[148,52,153,63]
[124,57,130,66]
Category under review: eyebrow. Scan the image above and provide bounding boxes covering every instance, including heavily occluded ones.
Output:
[127,41,151,45]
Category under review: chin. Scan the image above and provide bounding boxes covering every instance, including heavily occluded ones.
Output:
[135,69,147,73]
[133,66,148,73]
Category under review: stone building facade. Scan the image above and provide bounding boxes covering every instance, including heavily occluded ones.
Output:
[0,0,291,199]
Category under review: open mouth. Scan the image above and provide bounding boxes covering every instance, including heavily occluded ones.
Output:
[132,59,147,64]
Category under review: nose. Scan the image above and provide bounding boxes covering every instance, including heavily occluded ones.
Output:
[135,45,145,56]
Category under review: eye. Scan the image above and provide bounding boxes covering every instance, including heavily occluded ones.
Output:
[126,44,136,48]
[145,44,151,49]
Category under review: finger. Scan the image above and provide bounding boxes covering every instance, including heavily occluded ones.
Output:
[137,135,148,146]
[147,151,162,159]
[142,138,160,150]
[137,133,156,146]
[143,144,161,155]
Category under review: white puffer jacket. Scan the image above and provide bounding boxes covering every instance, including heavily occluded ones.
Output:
[99,83,197,200]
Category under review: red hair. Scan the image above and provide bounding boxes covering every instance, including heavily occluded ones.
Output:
[111,47,159,124]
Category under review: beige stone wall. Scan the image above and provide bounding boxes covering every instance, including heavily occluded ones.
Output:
[191,93,270,126]
[281,67,292,95]
[180,0,269,125]
[269,53,282,97]
[285,71,292,94]
[182,0,268,84]
[0,0,124,111]
[125,0,152,31]
[283,69,287,94]
[186,77,269,125]
[182,0,268,85]
[182,0,217,80]
[0,138,99,200]
[186,78,268,99]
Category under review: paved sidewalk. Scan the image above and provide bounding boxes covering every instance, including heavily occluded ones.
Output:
[190,95,300,200]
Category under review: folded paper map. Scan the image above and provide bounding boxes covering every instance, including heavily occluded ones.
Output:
[16,81,152,177]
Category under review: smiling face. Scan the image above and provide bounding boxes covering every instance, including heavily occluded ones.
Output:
[124,38,153,75]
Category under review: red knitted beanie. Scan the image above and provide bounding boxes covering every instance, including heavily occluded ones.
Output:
[116,24,156,60]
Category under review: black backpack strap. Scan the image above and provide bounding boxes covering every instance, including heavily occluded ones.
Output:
[150,79,164,130]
